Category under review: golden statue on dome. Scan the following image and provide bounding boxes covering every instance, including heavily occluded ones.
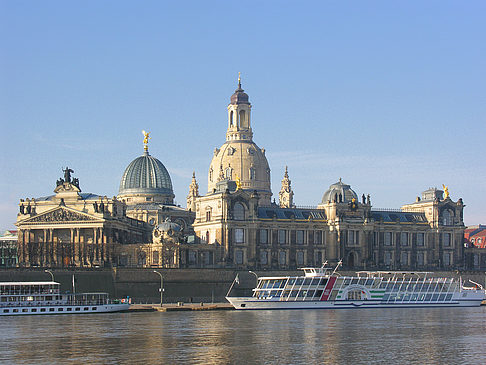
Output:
[442,184,449,199]
[142,130,151,151]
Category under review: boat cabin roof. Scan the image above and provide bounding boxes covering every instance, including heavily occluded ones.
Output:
[0,281,59,286]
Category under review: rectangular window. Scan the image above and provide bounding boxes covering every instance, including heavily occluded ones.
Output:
[296,251,304,266]
[279,251,286,265]
[296,230,304,244]
[385,232,392,246]
[315,231,322,245]
[400,232,409,246]
[443,252,451,266]
[235,250,244,265]
[235,228,244,243]
[348,231,354,245]
[401,252,408,266]
[417,233,424,246]
[278,230,286,244]
[384,251,392,265]
[260,251,268,265]
[417,251,424,266]
[314,251,323,266]
[259,229,267,244]
[443,233,451,247]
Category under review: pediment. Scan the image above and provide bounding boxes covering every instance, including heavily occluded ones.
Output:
[22,207,99,223]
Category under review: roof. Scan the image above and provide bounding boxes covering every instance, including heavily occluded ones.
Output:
[258,207,326,220]
[35,193,101,201]
[0,281,59,285]
[119,150,173,196]
[371,210,428,223]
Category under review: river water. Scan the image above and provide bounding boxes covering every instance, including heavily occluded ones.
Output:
[2,307,486,364]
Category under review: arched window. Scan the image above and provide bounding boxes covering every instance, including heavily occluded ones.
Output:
[225,167,232,180]
[249,167,256,180]
[239,110,247,128]
[229,110,234,126]
[233,203,245,220]
[441,210,453,225]
[209,168,213,182]
[205,231,210,243]
[152,251,159,266]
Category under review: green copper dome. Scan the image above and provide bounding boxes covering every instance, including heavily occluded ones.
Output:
[119,150,174,197]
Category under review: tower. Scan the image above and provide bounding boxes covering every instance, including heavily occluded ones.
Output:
[207,74,272,205]
[279,166,294,208]
[186,171,199,211]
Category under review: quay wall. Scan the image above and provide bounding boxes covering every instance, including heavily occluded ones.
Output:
[0,269,485,304]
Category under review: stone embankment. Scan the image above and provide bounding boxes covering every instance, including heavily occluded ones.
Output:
[1,268,485,304]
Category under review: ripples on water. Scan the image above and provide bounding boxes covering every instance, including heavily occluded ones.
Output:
[1,307,485,364]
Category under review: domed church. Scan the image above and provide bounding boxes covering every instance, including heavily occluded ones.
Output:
[189,76,466,271]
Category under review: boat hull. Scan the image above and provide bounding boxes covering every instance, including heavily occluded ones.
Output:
[226,297,484,310]
[0,303,130,316]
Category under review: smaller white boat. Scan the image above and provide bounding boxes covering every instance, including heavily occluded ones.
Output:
[0,281,130,316]
[226,261,486,310]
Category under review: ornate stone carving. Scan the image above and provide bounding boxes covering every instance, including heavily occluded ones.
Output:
[29,208,95,223]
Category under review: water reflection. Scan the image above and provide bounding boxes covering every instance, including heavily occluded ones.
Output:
[2,307,485,364]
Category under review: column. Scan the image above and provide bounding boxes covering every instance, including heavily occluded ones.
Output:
[18,230,24,266]
[25,229,31,266]
[50,229,56,266]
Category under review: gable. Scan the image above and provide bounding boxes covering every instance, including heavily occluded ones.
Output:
[21,207,99,224]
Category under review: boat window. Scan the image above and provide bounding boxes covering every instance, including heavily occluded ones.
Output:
[75,308,81,311]
[67,308,72,311]
[290,290,298,297]
[295,278,304,286]
[297,291,306,298]
[282,290,290,298]
[22,309,28,312]
[438,294,446,301]
[31,309,37,312]
[343,278,351,285]
[365,279,374,286]
[3,309,9,313]
[410,294,418,301]
[314,290,323,298]
[13,309,18,313]
[319,278,328,287]
[424,294,432,301]
[92,307,97,310]
[310,278,320,286]
[350,278,359,285]
[306,290,315,298]
[40,308,46,312]
[431,294,439,301]
[445,294,452,301]
[288,278,296,286]
[303,278,312,286]
[58,308,63,311]
[279,281,286,288]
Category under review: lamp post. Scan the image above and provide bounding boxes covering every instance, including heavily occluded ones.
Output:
[153,270,164,307]
[249,270,258,286]
[44,269,54,282]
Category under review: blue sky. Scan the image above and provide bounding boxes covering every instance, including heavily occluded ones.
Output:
[1,1,485,229]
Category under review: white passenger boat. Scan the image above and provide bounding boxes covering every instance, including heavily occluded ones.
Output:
[226,262,485,310]
[0,281,130,316]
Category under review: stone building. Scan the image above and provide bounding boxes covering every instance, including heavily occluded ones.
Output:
[190,79,466,270]
[16,169,149,268]
[0,230,18,268]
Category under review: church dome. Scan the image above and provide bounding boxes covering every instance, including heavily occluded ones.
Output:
[321,179,358,204]
[206,77,272,205]
[118,150,174,204]
[208,140,271,200]
[230,84,250,105]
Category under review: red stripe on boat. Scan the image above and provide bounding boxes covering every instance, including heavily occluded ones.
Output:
[320,277,336,301]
